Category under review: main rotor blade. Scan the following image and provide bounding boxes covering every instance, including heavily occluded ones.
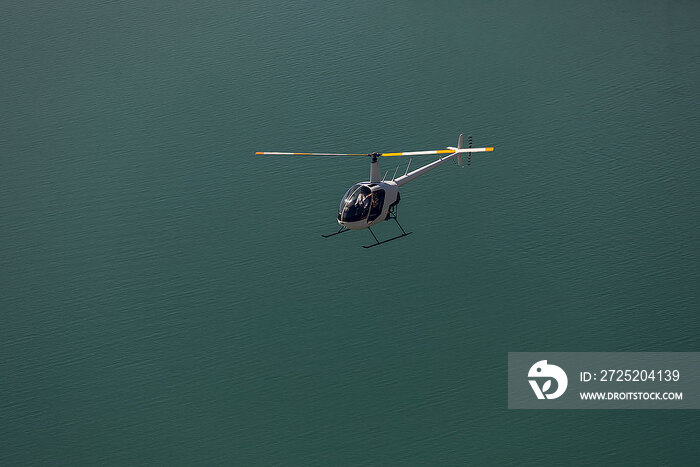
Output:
[255,152,367,156]
[381,147,494,157]
[256,147,494,157]
[381,149,455,157]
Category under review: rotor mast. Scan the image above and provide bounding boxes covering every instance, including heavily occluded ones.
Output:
[369,153,381,183]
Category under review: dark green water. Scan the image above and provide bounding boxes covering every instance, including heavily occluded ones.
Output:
[2,1,699,464]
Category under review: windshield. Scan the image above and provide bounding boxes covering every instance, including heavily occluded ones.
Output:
[338,185,371,222]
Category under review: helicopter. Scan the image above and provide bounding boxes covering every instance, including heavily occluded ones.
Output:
[256,134,494,248]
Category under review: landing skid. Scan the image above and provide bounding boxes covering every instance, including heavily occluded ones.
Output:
[363,217,412,249]
[321,227,349,238]
[322,206,412,248]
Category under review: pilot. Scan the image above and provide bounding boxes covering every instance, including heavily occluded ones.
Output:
[356,192,370,207]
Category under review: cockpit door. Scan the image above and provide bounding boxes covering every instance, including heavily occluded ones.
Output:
[367,189,386,222]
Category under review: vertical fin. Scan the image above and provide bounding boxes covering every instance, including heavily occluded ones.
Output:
[457,133,464,166]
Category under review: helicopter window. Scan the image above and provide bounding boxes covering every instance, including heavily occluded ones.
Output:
[368,189,385,222]
[339,185,372,222]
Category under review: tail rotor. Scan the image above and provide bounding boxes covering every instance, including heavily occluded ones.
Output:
[456,134,474,167]
[468,134,473,166]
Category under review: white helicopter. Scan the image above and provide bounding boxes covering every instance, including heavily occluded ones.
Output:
[256,134,494,248]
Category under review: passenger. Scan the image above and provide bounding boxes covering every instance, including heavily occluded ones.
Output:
[356,192,370,207]
[363,193,373,211]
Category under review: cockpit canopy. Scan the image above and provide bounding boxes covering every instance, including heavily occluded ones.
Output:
[339,184,371,222]
[338,184,386,223]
